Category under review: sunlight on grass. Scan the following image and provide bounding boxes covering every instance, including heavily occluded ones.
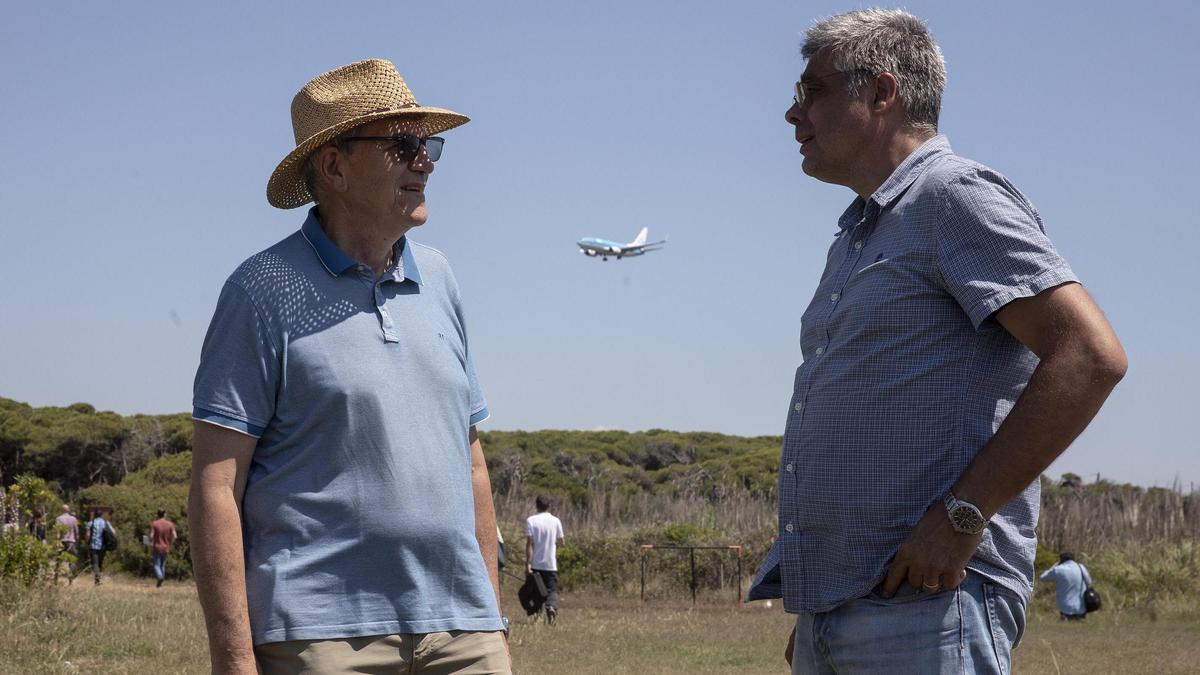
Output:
[2,576,1197,674]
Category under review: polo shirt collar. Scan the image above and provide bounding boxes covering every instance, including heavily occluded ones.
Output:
[837,134,953,231]
[301,208,357,275]
[300,207,423,285]
[872,134,952,207]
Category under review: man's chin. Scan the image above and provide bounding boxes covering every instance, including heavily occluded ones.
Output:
[398,206,428,228]
[800,161,820,179]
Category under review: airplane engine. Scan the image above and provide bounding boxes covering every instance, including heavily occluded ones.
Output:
[583,249,597,256]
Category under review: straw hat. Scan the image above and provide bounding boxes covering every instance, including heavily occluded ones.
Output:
[266,59,469,209]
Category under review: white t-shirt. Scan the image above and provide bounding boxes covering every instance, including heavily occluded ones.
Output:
[525,512,564,571]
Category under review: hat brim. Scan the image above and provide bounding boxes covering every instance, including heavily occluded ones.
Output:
[266,106,469,209]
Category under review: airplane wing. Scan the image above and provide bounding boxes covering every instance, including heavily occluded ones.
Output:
[619,238,667,254]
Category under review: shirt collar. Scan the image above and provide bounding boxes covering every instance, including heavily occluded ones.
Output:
[301,207,357,275]
[396,236,422,285]
[300,207,423,285]
[836,134,953,231]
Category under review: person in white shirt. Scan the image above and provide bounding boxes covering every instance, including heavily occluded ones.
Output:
[525,496,565,624]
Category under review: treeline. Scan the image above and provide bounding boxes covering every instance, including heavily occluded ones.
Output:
[0,397,192,495]
[5,396,1199,611]
[0,396,784,503]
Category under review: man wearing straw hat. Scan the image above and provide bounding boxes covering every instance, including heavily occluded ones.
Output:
[190,59,509,673]
[747,9,1126,674]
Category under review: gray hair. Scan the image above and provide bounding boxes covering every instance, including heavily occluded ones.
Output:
[801,8,946,134]
[301,126,362,204]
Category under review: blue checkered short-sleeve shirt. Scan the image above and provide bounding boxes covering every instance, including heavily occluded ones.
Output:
[748,136,1078,612]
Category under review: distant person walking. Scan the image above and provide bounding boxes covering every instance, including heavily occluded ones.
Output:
[148,509,177,588]
[525,496,565,624]
[87,508,115,586]
[1039,553,1093,620]
[55,504,80,582]
[28,508,47,541]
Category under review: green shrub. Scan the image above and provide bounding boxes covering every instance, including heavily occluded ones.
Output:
[0,529,62,586]
[76,454,191,579]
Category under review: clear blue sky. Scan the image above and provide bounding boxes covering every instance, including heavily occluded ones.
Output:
[2,1,1196,488]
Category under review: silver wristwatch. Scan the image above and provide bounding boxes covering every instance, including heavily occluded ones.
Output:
[943,492,988,535]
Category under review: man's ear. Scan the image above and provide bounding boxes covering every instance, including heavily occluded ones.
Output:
[315,145,349,196]
[872,72,900,116]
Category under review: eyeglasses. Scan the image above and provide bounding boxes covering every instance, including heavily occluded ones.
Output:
[343,134,445,162]
[793,69,874,107]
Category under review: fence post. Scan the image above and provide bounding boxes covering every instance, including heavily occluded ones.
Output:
[640,544,651,605]
[689,546,697,606]
[733,545,743,608]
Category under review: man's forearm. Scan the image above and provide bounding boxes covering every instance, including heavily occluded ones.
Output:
[471,445,501,608]
[189,485,256,673]
[954,344,1125,517]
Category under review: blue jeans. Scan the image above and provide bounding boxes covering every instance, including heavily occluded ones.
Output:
[152,551,168,581]
[791,571,1025,675]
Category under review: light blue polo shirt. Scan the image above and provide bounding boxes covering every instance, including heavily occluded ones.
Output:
[193,208,499,645]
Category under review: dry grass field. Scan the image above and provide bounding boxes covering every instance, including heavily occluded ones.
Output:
[3,575,1199,674]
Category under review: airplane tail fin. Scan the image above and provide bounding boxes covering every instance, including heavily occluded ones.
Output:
[631,227,648,246]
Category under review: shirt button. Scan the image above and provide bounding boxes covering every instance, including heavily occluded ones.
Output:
[785,463,794,473]
[854,240,863,250]
[793,402,803,412]
[814,346,825,355]
[785,524,794,533]
[830,292,840,302]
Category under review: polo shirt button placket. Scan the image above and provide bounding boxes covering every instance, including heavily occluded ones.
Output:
[374,283,399,343]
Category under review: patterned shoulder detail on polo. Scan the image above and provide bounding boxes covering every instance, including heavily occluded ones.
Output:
[227,239,316,308]
[224,234,357,340]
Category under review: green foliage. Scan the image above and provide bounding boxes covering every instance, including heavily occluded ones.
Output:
[556,535,642,590]
[8,473,59,522]
[1090,541,1200,601]
[76,453,191,579]
[0,490,66,586]
[0,396,193,494]
[480,429,782,506]
[0,531,61,586]
[121,451,191,487]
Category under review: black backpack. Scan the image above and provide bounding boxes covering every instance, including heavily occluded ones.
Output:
[102,523,119,552]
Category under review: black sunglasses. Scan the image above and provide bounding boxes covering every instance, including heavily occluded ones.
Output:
[343,134,444,162]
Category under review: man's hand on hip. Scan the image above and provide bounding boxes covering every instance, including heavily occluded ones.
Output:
[880,502,981,597]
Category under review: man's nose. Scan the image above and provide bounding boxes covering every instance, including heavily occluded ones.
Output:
[785,101,804,126]
[408,145,435,174]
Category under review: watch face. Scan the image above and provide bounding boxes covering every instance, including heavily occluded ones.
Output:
[951,505,986,534]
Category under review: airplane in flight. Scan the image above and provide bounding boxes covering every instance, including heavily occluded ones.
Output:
[577,227,667,260]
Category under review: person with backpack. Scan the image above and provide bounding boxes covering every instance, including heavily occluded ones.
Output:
[525,496,565,625]
[1039,552,1094,620]
[87,507,117,586]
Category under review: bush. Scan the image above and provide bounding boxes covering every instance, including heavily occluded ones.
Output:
[0,530,62,586]
[76,454,190,579]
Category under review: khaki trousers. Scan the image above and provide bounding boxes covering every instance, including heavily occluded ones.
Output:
[255,631,510,675]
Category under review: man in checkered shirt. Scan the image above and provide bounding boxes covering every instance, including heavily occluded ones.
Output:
[747,10,1127,674]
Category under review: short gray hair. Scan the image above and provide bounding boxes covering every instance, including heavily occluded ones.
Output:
[301,126,362,204]
[801,8,946,133]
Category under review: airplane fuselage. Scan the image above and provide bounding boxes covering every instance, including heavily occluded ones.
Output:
[576,228,665,260]
[576,238,650,259]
